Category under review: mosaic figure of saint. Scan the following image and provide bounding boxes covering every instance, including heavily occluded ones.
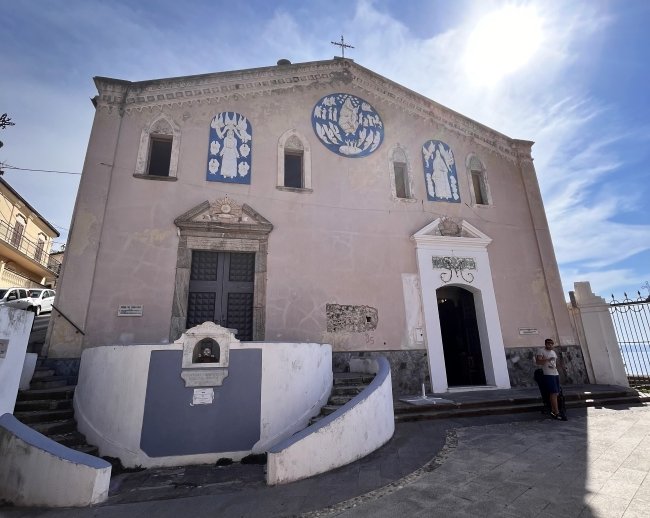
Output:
[311,93,384,158]
[422,140,460,203]
[432,148,452,199]
[206,112,252,184]
[220,129,239,178]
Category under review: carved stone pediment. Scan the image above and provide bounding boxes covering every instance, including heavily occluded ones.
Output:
[413,218,492,247]
[174,196,273,235]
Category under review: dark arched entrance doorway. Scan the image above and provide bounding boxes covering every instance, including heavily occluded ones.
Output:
[437,286,486,386]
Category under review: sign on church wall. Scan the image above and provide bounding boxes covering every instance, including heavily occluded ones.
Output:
[311,93,383,157]
[206,112,252,184]
[422,140,460,203]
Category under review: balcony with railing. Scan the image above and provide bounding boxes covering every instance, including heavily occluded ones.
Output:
[0,220,61,274]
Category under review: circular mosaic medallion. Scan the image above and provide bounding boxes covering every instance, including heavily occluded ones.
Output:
[311,93,384,158]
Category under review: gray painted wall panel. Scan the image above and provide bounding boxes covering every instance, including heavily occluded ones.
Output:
[140,349,262,457]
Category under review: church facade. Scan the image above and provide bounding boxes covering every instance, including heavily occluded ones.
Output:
[46,58,583,393]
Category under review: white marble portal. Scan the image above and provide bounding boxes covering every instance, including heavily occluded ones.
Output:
[413,218,511,393]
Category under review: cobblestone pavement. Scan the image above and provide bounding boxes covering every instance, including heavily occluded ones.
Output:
[2,405,648,518]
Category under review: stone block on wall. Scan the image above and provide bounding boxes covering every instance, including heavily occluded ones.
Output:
[505,345,588,387]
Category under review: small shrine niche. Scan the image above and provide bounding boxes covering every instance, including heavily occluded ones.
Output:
[193,338,220,364]
[177,322,238,387]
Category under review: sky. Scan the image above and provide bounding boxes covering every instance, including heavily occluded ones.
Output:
[1,0,649,300]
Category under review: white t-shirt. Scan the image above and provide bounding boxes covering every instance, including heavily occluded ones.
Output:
[536,348,558,376]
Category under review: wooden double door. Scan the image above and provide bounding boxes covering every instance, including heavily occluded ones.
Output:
[186,251,255,340]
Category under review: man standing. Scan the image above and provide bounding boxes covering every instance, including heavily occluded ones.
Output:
[536,338,562,420]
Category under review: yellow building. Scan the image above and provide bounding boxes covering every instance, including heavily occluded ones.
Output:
[0,178,60,288]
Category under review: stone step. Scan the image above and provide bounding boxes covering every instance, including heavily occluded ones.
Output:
[331,385,367,396]
[333,374,374,386]
[394,388,639,416]
[32,368,56,379]
[328,395,356,406]
[31,419,77,436]
[69,444,99,456]
[30,376,69,390]
[14,398,73,412]
[48,431,88,448]
[395,394,646,423]
[17,385,76,401]
[309,415,325,426]
[320,405,341,416]
[14,408,74,424]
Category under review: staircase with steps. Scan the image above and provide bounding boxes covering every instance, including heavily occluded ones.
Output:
[309,372,375,425]
[13,364,99,457]
[394,384,649,422]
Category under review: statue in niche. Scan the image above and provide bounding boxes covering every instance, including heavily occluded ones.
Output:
[422,140,460,203]
[194,338,220,363]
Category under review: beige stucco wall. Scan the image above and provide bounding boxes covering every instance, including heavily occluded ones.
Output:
[47,59,574,358]
[0,181,58,286]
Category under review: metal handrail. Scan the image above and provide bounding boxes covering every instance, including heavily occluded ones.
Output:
[51,304,85,335]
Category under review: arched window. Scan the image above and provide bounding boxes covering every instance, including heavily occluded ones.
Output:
[134,115,181,180]
[11,214,26,248]
[389,145,413,200]
[277,130,312,191]
[467,155,490,206]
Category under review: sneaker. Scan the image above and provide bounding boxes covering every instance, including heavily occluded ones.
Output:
[550,412,563,421]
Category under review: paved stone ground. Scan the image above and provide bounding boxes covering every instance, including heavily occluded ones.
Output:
[2,405,649,518]
[313,406,650,518]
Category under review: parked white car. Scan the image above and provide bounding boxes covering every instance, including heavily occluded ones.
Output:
[0,287,32,310]
[27,289,56,315]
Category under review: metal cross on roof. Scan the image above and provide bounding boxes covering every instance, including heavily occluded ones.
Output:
[331,35,354,58]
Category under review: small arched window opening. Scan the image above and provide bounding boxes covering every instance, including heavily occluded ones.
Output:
[135,115,181,180]
[284,135,304,188]
[389,145,412,200]
[467,155,490,206]
[277,130,312,192]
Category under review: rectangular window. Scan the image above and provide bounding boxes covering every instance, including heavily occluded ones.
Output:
[394,162,408,199]
[472,172,486,205]
[11,221,24,248]
[34,240,44,263]
[284,152,303,188]
[148,137,173,176]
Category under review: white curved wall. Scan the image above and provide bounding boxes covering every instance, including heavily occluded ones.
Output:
[75,342,331,468]
[0,414,111,507]
[267,357,395,485]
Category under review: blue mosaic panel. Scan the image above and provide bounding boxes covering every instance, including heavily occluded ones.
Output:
[422,140,460,203]
[311,93,383,158]
[206,112,252,184]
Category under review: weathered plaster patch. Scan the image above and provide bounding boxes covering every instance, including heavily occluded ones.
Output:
[326,304,378,333]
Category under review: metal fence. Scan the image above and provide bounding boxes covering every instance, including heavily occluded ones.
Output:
[609,292,650,387]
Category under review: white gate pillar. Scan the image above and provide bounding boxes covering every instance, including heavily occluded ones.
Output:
[569,282,628,387]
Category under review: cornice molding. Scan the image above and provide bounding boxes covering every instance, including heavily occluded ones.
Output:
[94,59,525,161]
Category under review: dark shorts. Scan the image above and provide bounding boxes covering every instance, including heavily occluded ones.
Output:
[543,374,560,394]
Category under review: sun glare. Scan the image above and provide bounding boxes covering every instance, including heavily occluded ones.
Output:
[465,5,543,84]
